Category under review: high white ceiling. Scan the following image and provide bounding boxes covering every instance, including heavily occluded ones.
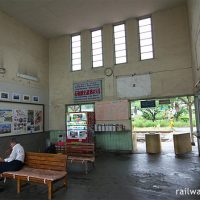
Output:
[0,0,186,38]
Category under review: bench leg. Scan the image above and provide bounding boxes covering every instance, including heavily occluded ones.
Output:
[64,175,67,189]
[92,162,95,169]
[48,181,53,200]
[17,178,21,194]
[85,161,88,175]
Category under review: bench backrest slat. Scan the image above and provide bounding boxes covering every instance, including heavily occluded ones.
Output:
[66,143,95,158]
[25,152,67,171]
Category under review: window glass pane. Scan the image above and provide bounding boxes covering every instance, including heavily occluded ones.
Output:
[92,48,102,55]
[92,37,102,43]
[72,47,81,53]
[115,43,126,51]
[114,31,125,38]
[115,37,126,45]
[72,53,81,59]
[81,104,94,112]
[72,35,80,42]
[72,59,81,65]
[92,42,102,49]
[93,60,103,67]
[116,57,127,64]
[67,105,80,112]
[139,18,151,26]
[72,64,81,71]
[140,38,152,46]
[92,30,101,37]
[140,32,152,40]
[140,45,153,53]
[115,50,126,57]
[141,52,153,60]
[72,41,80,48]
[93,54,103,61]
[139,25,151,33]
[114,24,125,32]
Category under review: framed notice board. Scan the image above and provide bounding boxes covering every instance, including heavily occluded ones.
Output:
[0,101,44,137]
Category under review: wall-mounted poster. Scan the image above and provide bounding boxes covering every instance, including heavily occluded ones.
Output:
[73,80,102,102]
[0,124,11,134]
[0,102,44,137]
[13,109,27,134]
[34,110,43,132]
[0,109,12,134]
[27,110,34,133]
[0,109,12,123]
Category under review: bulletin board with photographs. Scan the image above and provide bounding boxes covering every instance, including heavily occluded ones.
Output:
[0,101,44,137]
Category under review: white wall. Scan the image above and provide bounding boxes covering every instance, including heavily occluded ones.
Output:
[49,4,193,130]
[0,11,49,130]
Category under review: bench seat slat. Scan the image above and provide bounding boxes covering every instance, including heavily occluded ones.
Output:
[3,167,67,182]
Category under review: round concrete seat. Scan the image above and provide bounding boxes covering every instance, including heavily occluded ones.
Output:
[145,133,161,153]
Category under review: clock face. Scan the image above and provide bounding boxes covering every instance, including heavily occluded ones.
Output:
[104,68,113,76]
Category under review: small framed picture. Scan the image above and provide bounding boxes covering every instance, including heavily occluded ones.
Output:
[0,92,9,100]
[12,93,21,101]
[32,96,39,103]
[23,95,30,102]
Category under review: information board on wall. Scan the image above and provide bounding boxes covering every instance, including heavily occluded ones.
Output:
[73,80,102,102]
[117,74,151,98]
[95,100,129,121]
[0,102,44,137]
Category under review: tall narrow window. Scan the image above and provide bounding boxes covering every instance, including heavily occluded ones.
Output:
[71,34,81,71]
[139,17,154,60]
[92,29,103,68]
[114,24,127,64]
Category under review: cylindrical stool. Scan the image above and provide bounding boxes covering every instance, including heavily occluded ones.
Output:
[145,133,161,153]
[173,133,192,155]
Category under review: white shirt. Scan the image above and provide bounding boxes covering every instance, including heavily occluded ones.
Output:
[4,143,25,163]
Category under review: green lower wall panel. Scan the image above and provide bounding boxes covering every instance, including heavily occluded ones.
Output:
[50,130,66,143]
[95,131,133,152]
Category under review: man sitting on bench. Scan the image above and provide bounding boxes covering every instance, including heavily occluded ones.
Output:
[0,138,25,174]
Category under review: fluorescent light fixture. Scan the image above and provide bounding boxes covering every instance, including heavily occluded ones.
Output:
[17,73,39,81]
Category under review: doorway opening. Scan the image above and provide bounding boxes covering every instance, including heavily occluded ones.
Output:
[131,96,198,154]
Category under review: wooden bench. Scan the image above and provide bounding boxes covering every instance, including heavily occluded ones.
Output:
[56,143,95,174]
[2,152,68,200]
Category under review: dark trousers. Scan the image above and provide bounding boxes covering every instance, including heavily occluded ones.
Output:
[0,160,24,173]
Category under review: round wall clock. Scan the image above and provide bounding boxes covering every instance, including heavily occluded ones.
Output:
[104,68,113,76]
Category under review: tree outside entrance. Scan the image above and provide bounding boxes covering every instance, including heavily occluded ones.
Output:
[131,96,196,135]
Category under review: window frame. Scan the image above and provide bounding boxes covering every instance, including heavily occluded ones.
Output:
[71,33,82,72]
[66,103,95,113]
[113,22,128,65]
[91,28,104,68]
[138,16,155,61]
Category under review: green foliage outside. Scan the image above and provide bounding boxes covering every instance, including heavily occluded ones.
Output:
[132,116,196,128]
[132,96,196,128]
